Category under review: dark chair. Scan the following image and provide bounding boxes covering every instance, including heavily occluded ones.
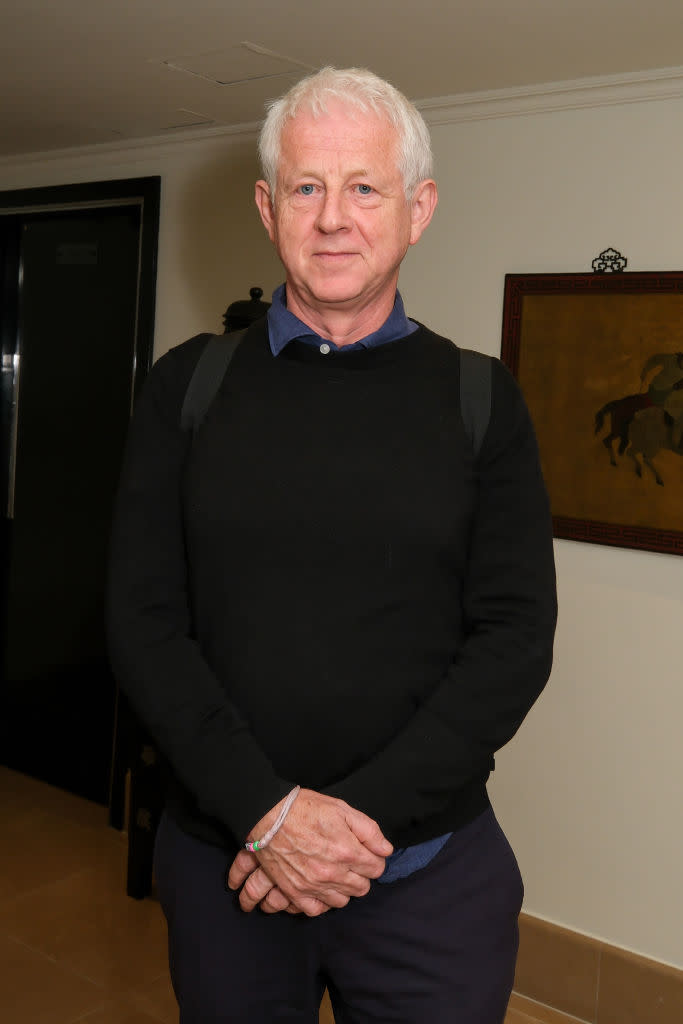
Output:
[109,692,167,899]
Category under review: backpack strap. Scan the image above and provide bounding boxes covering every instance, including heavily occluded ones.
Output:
[180,331,491,452]
[459,347,492,458]
[180,330,246,433]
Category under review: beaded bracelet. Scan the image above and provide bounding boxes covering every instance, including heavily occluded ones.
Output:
[245,785,301,852]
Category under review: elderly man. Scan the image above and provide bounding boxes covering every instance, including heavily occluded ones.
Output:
[108,67,557,1023]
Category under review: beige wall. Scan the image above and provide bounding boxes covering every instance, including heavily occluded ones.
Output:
[0,130,283,356]
[1,81,681,969]
[399,95,683,971]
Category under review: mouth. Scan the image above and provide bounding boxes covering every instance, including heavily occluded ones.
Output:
[314,251,357,262]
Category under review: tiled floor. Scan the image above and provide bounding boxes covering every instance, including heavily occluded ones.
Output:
[0,765,581,1024]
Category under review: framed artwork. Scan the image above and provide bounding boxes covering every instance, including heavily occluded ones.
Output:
[501,272,683,555]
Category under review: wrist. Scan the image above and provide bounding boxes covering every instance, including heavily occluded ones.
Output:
[245,785,300,852]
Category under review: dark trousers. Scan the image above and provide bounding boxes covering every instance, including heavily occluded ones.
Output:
[153,806,523,1023]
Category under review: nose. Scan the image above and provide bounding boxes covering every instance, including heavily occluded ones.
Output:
[315,189,351,233]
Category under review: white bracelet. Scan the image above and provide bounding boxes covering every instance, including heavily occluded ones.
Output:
[244,785,300,852]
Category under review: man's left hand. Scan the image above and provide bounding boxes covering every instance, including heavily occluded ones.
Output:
[227,788,390,915]
[229,850,333,914]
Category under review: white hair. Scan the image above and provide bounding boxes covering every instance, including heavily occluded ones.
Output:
[258,66,433,200]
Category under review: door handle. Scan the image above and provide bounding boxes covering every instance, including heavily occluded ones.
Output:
[3,351,20,519]
[1,353,16,375]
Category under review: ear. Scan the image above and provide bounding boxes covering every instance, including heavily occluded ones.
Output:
[255,180,276,242]
[408,179,438,245]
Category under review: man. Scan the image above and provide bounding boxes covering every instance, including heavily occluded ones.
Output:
[108,67,557,1023]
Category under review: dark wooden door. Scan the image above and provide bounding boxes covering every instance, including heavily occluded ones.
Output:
[0,204,143,804]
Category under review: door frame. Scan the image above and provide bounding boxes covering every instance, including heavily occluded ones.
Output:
[0,177,160,818]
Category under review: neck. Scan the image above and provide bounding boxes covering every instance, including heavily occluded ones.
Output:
[285,287,398,347]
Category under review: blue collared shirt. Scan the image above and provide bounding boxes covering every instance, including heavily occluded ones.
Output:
[267,283,419,355]
[266,283,451,883]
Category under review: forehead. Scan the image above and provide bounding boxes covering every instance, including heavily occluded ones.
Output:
[278,101,400,173]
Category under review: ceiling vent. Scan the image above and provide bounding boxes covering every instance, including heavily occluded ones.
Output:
[159,41,314,86]
[162,108,217,130]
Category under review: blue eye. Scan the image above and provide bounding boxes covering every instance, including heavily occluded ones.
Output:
[299,184,315,195]
[356,184,373,195]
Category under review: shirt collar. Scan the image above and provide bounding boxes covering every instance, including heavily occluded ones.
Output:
[266,283,417,356]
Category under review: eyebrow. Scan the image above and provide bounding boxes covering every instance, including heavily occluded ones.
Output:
[288,167,375,181]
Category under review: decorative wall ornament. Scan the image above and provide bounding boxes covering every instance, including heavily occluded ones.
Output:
[592,247,627,273]
[222,286,271,333]
[501,272,683,556]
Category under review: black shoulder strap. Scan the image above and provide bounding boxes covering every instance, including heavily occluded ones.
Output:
[180,330,246,433]
[459,347,492,458]
[180,331,491,450]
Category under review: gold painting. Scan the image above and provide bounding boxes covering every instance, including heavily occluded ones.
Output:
[501,273,683,555]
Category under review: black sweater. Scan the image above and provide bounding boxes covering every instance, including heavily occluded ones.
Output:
[107,320,557,852]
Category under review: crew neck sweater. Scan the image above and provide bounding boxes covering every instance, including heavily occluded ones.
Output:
[266,285,450,880]
[108,318,557,853]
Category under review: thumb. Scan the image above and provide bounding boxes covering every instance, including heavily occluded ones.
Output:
[226,849,259,889]
[345,808,393,856]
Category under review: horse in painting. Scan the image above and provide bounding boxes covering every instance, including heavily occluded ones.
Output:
[595,395,682,485]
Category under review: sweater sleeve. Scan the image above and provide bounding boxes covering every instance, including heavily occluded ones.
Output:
[106,340,292,842]
[325,358,557,835]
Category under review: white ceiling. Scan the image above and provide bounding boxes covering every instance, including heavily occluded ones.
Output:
[2,0,683,158]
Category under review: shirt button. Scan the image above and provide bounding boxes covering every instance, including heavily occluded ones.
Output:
[320,343,331,354]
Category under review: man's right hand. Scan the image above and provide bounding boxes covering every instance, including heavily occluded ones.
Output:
[226,788,392,916]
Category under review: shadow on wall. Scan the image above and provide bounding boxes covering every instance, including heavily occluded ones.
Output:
[177,137,282,330]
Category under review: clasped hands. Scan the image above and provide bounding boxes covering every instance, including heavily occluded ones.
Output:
[226,788,392,917]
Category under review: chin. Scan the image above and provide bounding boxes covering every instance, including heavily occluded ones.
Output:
[307,278,368,306]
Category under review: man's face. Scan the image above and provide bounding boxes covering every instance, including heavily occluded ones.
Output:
[255,101,436,327]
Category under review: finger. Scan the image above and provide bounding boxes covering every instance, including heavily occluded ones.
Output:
[260,887,290,914]
[238,868,276,913]
[344,808,393,858]
[328,854,385,885]
[315,887,351,909]
[333,831,392,879]
[258,845,368,900]
[290,894,336,917]
[302,861,373,898]
[226,849,259,890]
[307,818,391,878]
[350,850,389,881]
[291,888,349,914]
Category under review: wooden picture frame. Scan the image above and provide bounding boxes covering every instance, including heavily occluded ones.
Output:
[500,272,683,556]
